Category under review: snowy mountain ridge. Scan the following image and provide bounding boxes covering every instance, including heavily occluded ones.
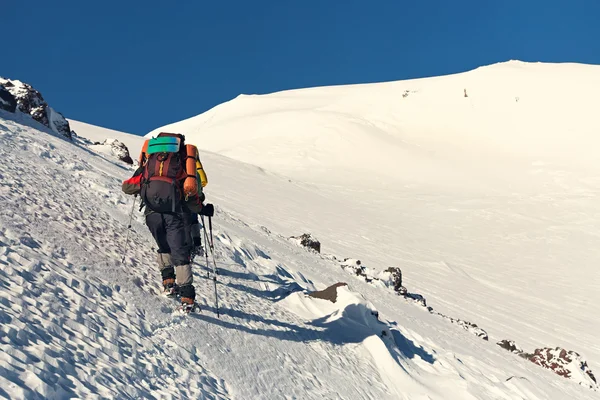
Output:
[0,77,135,165]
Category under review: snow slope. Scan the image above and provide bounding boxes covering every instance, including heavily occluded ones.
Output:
[149,60,600,192]
[68,119,144,159]
[148,60,600,379]
[1,108,598,397]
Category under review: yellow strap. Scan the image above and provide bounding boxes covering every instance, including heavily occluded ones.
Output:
[196,159,208,187]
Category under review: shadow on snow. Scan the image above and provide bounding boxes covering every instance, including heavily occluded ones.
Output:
[194,266,435,365]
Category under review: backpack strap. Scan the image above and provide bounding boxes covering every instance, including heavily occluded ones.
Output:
[139,139,149,166]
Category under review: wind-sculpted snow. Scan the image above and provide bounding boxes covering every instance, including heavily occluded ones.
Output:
[328,252,600,387]
[0,112,229,399]
[1,111,598,398]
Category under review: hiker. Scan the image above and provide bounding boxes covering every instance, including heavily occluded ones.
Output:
[138,138,209,259]
[122,132,205,312]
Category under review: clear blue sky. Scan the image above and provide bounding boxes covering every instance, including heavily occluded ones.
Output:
[3,0,599,135]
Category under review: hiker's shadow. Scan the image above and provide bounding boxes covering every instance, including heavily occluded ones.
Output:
[195,267,435,365]
[191,305,323,342]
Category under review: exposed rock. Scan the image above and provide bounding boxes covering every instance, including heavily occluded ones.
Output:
[0,86,17,112]
[405,292,428,308]
[383,267,403,293]
[47,107,73,139]
[0,78,72,139]
[290,233,321,253]
[524,347,597,388]
[497,340,523,354]
[322,254,338,262]
[308,282,347,303]
[431,309,489,340]
[496,341,597,389]
[104,139,133,164]
[444,317,488,340]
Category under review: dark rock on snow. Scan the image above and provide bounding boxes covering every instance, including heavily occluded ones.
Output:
[340,259,371,281]
[0,85,17,112]
[290,233,321,253]
[497,339,523,354]
[308,282,348,303]
[384,267,403,292]
[99,139,134,164]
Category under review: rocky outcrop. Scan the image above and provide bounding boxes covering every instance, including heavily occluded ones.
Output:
[435,314,488,340]
[340,259,371,281]
[290,233,321,253]
[0,78,73,139]
[527,347,596,387]
[93,139,133,164]
[0,86,17,112]
[497,339,523,354]
[496,341,597,389]
[383,267,404,293]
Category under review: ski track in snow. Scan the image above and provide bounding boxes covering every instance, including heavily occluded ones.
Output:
[1,112,598,399]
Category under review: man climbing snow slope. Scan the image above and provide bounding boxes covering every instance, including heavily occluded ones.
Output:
[122,132,207,313]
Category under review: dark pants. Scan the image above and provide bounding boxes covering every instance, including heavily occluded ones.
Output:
[146,212,190,266]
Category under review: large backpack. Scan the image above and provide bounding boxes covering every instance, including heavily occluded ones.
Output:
[141,133,187,213]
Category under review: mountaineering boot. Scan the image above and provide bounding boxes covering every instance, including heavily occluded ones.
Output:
[176,264,196,313]
[163,281,176,297]
[162,274,177,297]
[179,296,198,314]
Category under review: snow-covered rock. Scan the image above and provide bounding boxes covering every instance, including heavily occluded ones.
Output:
[91,138,134,164]
[340,258,368,278]
[289,233,321,253]
[433,314,488,340]
[497,339,524,354]
[378,267,404,293]
[68,119,144,158]
[0,77,72,139]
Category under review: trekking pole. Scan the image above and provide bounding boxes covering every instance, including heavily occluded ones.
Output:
[120,195,138,264]
[201,215,220,318]
[208,216,215,249]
